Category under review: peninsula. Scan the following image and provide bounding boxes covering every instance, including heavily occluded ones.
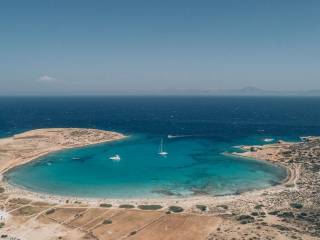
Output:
[0,128,125,174]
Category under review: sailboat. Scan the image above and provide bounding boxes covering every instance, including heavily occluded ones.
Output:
[158,138,168,156]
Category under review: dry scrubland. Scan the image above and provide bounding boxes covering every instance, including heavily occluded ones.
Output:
[0,128,319,239]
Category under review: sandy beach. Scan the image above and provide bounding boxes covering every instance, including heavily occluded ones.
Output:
[0,128,319,239]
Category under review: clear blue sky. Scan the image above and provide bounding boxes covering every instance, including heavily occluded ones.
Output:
[0,0,319,95]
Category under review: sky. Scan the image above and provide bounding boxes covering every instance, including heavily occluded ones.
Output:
[0,0,320,95]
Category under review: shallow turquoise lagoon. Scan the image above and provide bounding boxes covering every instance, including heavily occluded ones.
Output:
[6,135,287,198]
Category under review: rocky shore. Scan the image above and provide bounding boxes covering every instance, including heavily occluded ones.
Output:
[209,137,320,239]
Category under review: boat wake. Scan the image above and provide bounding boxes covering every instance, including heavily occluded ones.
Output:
[167,134,193,139]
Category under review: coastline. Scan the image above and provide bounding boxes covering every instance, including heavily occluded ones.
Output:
[224,151,295,189]
[1,129,320,239]
[227,142,300,189]
[1,128,293,208]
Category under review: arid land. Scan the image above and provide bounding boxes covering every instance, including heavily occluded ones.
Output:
[0,128,319,240]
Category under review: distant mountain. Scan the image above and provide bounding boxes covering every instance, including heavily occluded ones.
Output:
[216,87,268,96]
[218,87,320,96]
[305,89,320,95]
[145,87,320,96]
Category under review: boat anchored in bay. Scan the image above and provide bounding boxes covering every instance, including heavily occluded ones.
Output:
[158,138,168,156]
[109,154,121,161]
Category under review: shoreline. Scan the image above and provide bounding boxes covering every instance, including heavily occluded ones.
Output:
[224,151,295,188]
[0,128,295,209]
[2,129,320,239]
[2,158,293,207]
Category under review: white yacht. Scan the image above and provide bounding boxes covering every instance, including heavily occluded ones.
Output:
[109,154,121,161]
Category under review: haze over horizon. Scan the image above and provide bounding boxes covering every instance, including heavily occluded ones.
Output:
[1,0,320,96]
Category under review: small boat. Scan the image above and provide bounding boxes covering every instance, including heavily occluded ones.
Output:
[158,138,168,156]
[109,154,121,161]
[263,138,274,142]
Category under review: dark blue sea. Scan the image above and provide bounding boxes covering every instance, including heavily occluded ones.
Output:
[2,96,320,198]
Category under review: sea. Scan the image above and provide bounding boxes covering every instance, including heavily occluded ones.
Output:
[1,96,320,198]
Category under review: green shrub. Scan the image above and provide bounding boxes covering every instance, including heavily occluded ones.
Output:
[119,204,135,209]
[237,215,255,224]
[277,211,294,218]
[268,210,279,215]
[196,205,207,212]
[254,204,264,210]
[103,219,112,224]
[138,205,162,210]
[46,209,55,215]
[251,212,259,216]
[290,203,303,209]
[100,203,112,208]
[168,206,184,213]
[0,187,5,193]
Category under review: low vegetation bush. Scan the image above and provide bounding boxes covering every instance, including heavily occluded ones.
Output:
[46,209,55,215]
[103,219,112,224]
[137,205,162,210]
[278,211,294,218]
[237,215,255,224]
[268,210,279,215]
[271,224,290,231]
[100,203,112,208]
[0,187,5,193]
[254,204,264,210]
[119,204,135,209]
[168,206,184,213]
[251,212,259,216]
[290,203,303,209]
[196,205,207,211]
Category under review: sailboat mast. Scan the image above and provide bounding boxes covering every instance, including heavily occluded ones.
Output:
[160,138,163,152]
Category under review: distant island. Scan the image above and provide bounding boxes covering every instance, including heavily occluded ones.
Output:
[138,87,320,96]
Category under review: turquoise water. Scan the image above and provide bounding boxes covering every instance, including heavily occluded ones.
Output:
[6,135,287,198]
[3,96,319,198]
